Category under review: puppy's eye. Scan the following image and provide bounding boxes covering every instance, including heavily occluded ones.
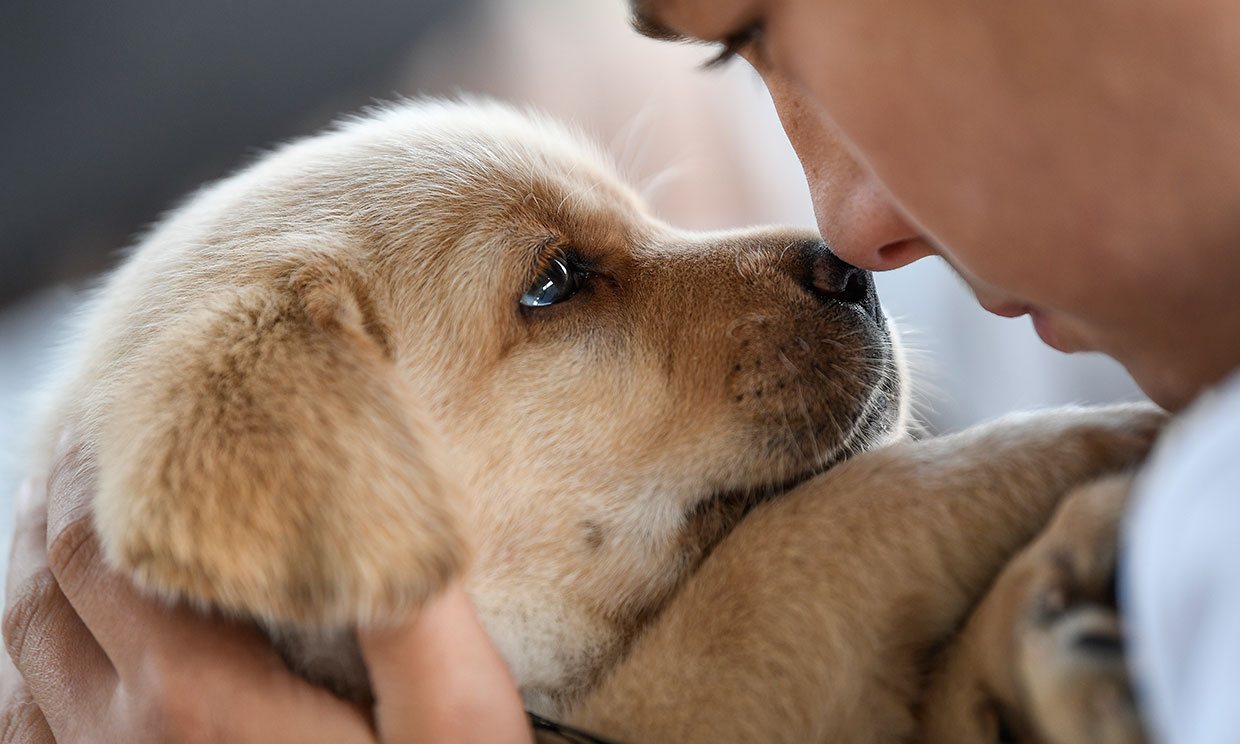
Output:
[520,254,588,308]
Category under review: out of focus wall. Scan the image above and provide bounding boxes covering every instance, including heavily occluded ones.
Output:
[0,0,468,306]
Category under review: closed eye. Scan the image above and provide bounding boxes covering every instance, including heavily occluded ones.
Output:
[701,22,764,70]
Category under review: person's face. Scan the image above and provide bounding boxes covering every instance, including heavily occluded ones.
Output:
[632,0,1240,409]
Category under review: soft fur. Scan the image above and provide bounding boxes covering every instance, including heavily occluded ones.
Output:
[920,475,1146,744]
[43,99,1160,742]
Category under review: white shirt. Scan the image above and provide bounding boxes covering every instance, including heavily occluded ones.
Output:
[1123,369,1240,744]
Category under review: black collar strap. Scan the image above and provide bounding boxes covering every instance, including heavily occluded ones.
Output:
[528,711,622,743]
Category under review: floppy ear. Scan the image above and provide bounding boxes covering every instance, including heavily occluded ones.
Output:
[94,258,464,628]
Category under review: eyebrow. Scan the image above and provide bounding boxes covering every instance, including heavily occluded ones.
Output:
[628,0,687,41]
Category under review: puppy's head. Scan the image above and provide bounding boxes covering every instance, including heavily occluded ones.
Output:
[175,99,909,703]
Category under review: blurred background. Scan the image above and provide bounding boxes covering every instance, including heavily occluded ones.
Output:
[0,0,1144,559]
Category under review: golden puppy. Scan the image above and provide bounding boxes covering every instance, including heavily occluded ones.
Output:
[42,99,1160,740]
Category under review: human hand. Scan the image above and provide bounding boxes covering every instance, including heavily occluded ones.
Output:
[1,433,531,743]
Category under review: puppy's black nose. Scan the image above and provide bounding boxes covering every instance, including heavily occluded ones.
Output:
[803,241,881,320]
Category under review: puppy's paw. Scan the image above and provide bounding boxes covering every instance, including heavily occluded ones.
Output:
[1019,604,1145,744]
[1014,475,1146,744]
[95,266,465,627]
[918,475,1146,744]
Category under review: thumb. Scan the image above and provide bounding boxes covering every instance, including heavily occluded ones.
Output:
[357,582,532,744]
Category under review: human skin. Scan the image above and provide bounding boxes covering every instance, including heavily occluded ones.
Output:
[631,0,1240,411]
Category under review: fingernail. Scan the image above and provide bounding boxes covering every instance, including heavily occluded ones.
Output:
[55,426,76,460]
[15,477,46,514]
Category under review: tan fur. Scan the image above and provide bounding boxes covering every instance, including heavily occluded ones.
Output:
[45,98,1161,738]
[919,474,1146,744]
[45,99,905,708]
[565,409,1161,742]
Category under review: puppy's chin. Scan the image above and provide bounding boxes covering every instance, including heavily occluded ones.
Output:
[766,341,906,478]
[683,350,907,567]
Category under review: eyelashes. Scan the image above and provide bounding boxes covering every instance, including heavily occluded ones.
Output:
[700,22,764,70]
[520,248,592,308]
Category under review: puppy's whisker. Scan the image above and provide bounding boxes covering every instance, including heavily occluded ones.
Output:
[779,397,813,466]
[639,162,691,206]
[796,384,825,469]
[556,179,605,214]
[776,349,801,376]
[611,98,658,180]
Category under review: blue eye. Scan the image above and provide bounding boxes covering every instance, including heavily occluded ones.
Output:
[520,254,588,307]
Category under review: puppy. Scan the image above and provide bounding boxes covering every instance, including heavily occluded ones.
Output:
[43,98,1160,740]
[45,98,905,708]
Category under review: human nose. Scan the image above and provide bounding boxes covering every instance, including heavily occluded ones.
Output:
[768,76,934,272]
[813,170,936,272]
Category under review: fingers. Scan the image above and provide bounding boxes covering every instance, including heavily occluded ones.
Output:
[6,477,49,610]
[0,611,53,744]
[38,429,227,673]
[2,477,115,740]
[40,429,144,662]
[360,582,532,744]
[107,649,377,744]
[43,431,95,565]
[0,659,53,744]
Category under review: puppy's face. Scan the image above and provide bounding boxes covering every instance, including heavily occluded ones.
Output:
[262,102,908,703]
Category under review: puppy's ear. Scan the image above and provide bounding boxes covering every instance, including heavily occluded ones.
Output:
[95,258,464,627]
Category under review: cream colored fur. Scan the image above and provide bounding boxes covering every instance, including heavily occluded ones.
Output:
[43,99,1161,741]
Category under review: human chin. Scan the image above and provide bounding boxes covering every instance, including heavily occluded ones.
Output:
[1124,356,1190,412]
[1027,308,1088,353]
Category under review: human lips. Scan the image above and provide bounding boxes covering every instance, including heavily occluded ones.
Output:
[979,300,1077,352]
[980,301,1030,319]
[1028,307,1075,352]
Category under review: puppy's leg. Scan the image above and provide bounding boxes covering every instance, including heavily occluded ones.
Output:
[94,261,463,630]
[921,475,1145,744]
[922,474,1145,744]
[567,405,1163,744]
[1017,475,1144,744]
